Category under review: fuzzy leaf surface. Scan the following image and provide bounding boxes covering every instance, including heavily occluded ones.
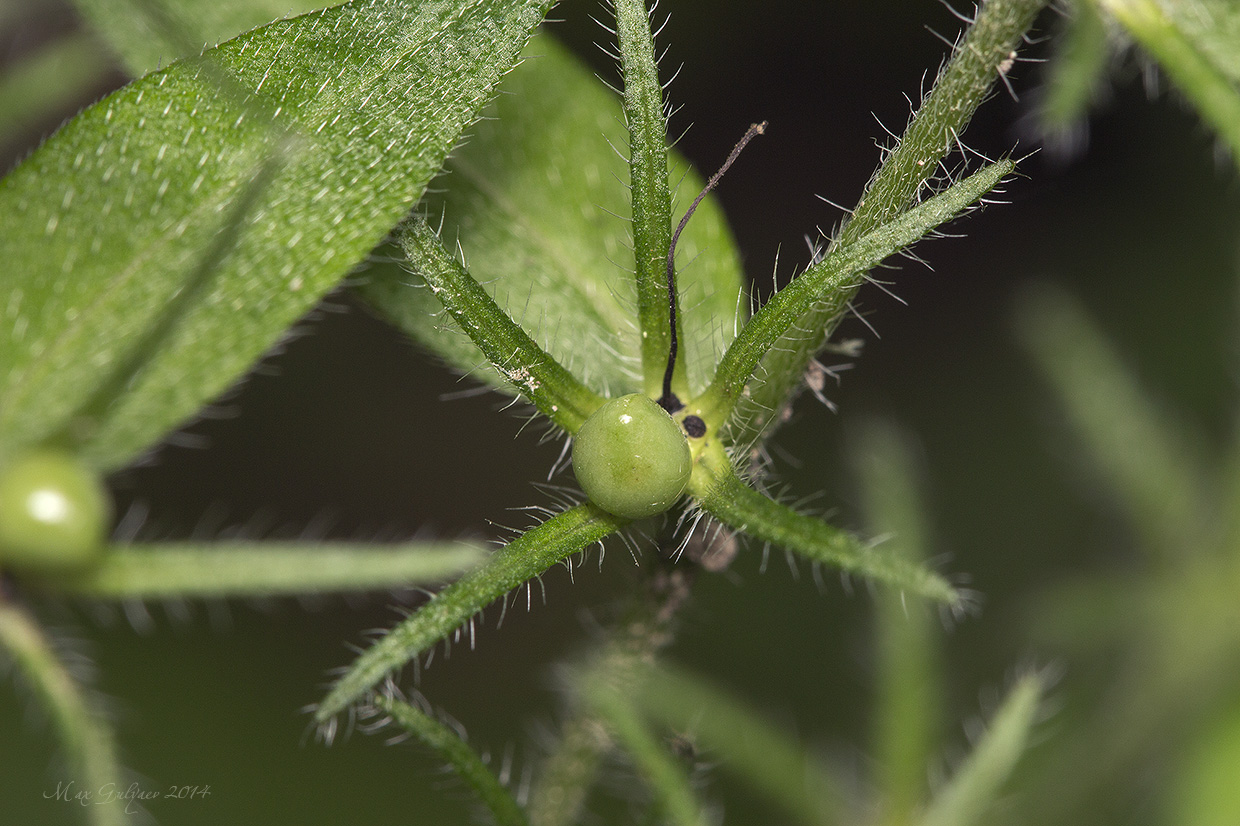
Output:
[361,35,745,400]
[0,0,553,469]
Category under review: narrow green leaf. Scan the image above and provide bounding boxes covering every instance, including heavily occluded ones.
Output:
[579,666,706,826]
[1015,283,1212,557]
[700,160,1014,432]
[629,661,848,826]
[361,36,744,401]
[1096,0,1240,168]
[1037,1,1112,144]
[72,0,331,77]
[915,673,1044,826]
[0,597,128,826]
[396,219,605,432]
[614,0,677,399]
[373,695,530,826]
[690,443,961,607]
[853,422,942,824]
[38,542,483,599]
[527,705,611,826]
[0,0,553,470]
[315,503,627,725]
[734,0,1046,441]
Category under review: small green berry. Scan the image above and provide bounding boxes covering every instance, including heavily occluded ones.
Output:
[0,450,110,573]
[571,394,692,519]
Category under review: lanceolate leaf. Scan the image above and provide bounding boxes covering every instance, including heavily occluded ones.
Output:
[690,442,960,607]
[397,219,605,432]
[629,661,849,826]
[699,160,1014,435]
[916,674,1044,826]
[613,0,677,399]
[361,35,745,401]
[42,542,485,598]
[0,0,554,470]
[733,0,1045,441]
[315,503,628,725]
[373,695,530,826]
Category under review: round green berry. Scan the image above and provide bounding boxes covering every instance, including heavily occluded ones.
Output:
[0,450,110,573]
[571,394,692,519]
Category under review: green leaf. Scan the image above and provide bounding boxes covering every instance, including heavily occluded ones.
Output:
[39,542,484,598]
[915,674,1044,826]
[733,0,1046,442]
[578,663,707,826]
[852,422,943,824]
[0,597,128,826]
[1095,0,1240,168]
[613,0,677,399]
[373,694,530,826]
[1015,283,1212,557]
[396,219,604,432]
[690,442,961,607]
[73,0,332,78]
[315,503,627,727]
[1037,1,1112,145]
[628,661,848,826]
[699,160,1014,434]
[0,0,554,470]
[360,35,745,401]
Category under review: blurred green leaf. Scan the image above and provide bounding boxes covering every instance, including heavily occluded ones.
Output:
[1015,283,1213,558]
[1170,695,1240,826]
[1037,1,1112,147]
[0,0,553,470]
[361,35,745,400]
[43,542,484,598]
[1096,0,1240,166]
[629,661,848,826]
[0,598,126,826]
[852,422,943,825]
[916,674,1044,826]
[73,0,333,77]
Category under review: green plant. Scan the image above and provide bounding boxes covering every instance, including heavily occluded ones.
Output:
[5,0,1240,823]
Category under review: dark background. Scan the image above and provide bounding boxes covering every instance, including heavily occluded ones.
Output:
[3,0,1238,823]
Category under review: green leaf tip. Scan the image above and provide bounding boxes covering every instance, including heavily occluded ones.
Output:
[315,504,626,729]
[371,694,530,826]
[691,444,963,608]
[917,672,1046,826]
[701,159,1015,430]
